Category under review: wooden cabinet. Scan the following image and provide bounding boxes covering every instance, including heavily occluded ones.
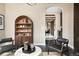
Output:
[15,15,33,47]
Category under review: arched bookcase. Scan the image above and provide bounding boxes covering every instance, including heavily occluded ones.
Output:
[15,15,33,47]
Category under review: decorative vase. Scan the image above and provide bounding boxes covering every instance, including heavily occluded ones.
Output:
[24,41,28,51]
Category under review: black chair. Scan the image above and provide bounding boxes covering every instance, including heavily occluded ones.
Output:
[46,38,69,56]
[0,38,14,54]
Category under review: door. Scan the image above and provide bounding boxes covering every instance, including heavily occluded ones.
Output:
[74,3,79,52]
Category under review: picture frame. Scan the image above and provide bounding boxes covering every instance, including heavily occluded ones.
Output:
[0,14,4,30]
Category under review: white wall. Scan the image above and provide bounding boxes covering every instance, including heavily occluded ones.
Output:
[5,3,74,48]
[0,4,5,39]
[54,13,61,39]
[5,3,45,45]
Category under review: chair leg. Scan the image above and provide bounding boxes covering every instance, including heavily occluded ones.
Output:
[60,51,63,56]
[46,45,49,55]
[48,47,49,55]
[65,45,69,56]
[60,43,64,56]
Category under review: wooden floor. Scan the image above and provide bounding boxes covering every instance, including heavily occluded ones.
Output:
[0,45,75,56]
[36,45,74,56]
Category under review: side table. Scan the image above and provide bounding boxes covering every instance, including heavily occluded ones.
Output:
[14,46,42,56]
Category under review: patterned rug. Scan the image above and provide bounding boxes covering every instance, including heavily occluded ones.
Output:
[0,51,61,56]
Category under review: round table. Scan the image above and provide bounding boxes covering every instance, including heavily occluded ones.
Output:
[14,46,42,56]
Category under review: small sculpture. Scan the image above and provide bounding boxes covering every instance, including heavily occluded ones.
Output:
[22,41,35,53]
[24,41,28,51]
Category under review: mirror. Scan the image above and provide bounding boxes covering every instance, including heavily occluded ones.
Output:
[45,7,62,39]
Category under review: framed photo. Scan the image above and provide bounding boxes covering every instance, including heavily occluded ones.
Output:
[0,14,4,30]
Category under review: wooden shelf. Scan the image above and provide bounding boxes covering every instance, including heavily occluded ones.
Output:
[16,23,32,25]
[16,27,32,29]
[16,31,32,33]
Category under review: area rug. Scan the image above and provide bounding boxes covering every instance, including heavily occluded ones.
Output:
[0,51,61,56]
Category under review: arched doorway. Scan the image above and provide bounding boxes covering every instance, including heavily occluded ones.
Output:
[45,7,62,39]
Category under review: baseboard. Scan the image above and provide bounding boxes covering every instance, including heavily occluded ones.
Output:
[34,43,45,46]
[68,44,74,50]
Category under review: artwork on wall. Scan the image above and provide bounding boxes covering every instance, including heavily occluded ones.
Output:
[0,14,4,30]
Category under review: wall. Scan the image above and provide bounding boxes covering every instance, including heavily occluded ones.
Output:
[62,4,74,49]
[5,3,45,45]
[54,13,61,39]
[0,4,5,39]
[43,3,74,48]
[5,3,74,48]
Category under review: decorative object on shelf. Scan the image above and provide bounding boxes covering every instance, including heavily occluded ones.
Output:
[22,41,35,53]
[23,41,28,50]
[0,14,4,30]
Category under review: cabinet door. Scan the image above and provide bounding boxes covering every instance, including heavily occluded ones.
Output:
[22,36,28,43]
[28,36,32,43]
[15,36,22,46]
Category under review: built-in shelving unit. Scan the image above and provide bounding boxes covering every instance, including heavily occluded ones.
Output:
[15,15,33,47]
